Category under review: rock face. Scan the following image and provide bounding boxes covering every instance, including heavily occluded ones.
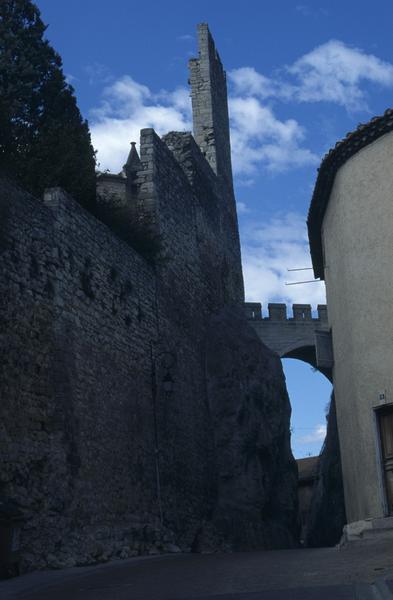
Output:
[202,306,299,550]
[306,395,347,547]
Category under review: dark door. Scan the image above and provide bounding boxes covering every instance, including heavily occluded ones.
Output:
[378,405,393,514]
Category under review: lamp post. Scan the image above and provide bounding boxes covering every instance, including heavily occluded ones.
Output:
[150,345,176,527]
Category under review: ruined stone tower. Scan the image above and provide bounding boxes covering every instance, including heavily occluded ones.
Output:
[189,23,235,201]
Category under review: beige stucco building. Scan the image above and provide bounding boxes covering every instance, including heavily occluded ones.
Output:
[308,110,393,529]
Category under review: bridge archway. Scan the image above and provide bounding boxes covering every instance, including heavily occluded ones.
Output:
[281,345,332,382]
[245,302,333,382]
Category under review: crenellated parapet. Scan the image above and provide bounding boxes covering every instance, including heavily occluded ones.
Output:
[244,302,328,323]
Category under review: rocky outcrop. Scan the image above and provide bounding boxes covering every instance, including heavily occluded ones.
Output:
[306,395,347,547]
[198,306,299,551]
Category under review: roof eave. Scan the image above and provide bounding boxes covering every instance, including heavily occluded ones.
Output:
[307,108,393,281]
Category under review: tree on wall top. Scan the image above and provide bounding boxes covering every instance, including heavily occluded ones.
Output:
[0,0,96,209]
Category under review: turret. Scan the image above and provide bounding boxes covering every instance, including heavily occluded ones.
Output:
[123,141,142,201]
[122,141,142,178]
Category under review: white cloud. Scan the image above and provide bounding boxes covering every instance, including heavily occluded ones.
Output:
[90,77,192,172]
[289,40,393,111]
[229,67,278,99]
[157,86,191,113]
[236,201,250,214]
[296,4,312,16]
[230,41,393,113]
[177,34,193,42]
[241,212,326,308]
[229,97,318,174]
[295,5,329,17]
[84,62,113,85]
[236,177,256,188]
[65,73,78,85]
[297,424,327,444]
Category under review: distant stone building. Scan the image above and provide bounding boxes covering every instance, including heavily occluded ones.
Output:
[308,111,393,534]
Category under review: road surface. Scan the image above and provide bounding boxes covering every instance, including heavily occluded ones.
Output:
[1,536,393,599]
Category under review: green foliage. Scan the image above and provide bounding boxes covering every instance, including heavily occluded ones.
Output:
[95,201,165,264]
[0,0,96,208]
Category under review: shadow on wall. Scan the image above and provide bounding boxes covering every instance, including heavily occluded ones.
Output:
[305,394,347,547]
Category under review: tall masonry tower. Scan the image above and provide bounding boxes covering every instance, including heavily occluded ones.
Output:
[189,24,234,197]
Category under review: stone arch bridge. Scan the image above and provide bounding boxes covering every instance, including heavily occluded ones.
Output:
[244,302,333,381]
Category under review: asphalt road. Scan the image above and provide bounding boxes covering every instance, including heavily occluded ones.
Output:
[1,537,393,600]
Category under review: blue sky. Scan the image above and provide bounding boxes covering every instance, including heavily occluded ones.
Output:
[35,0,393,457]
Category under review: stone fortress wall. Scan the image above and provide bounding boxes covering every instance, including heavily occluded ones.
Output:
[0,24,298,573]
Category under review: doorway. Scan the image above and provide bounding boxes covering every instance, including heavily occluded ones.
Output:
[377,405,393,514]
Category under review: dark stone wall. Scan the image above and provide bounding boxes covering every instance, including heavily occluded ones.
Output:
[305,395,347,547]
[0,179,162,570]
[0,123,298,574]
[162,131,244,305]
[0,163,225,569]
[203,306,299,550]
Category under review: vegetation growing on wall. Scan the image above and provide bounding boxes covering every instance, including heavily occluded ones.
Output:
[0,0,96,209]
[95,202,164,264]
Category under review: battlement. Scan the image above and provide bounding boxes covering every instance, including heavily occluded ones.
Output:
[245,302,332,376]
[244,302,328,323]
